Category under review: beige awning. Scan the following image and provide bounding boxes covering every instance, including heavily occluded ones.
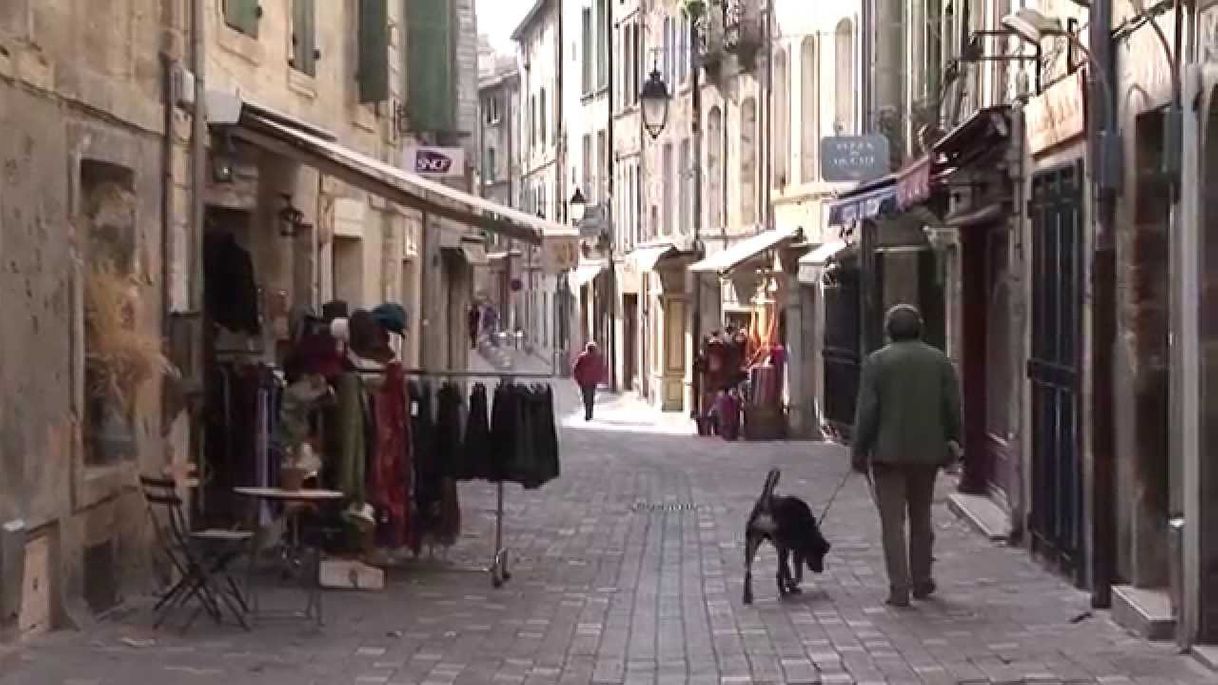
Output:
[688,226,800,275]
[458,241,489,266]
[797,240,849,284]
[567,260,607,289]
[214,96,576,247]
[629,243,679,272]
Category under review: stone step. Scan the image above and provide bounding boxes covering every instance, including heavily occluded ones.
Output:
[1112,584,1176,641]
[947,491,1011,542]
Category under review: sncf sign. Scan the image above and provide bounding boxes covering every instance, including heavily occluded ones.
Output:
[404,146,465,178]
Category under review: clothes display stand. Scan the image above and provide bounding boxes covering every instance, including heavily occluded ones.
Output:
[402,368,557,588]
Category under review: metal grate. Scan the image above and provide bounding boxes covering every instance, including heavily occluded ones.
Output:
[629,502,699,513]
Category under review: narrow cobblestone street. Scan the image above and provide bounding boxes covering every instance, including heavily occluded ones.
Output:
[1,380,1210,685]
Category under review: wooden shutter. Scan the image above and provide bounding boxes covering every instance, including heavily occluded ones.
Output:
[291,0,317,75]
[581,9,592,94]
[358,0,390,103]
[406,0,454,131]
[224,0,261,37]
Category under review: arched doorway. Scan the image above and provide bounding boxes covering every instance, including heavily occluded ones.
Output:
[1197,88,1218,643]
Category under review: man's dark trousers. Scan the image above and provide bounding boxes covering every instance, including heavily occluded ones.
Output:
[581,385,596,420]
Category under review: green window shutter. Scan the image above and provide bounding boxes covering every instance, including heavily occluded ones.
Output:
[225,0,261,37]
[358,0,390,103]
[291,0,317,75]
[406,0,454,131]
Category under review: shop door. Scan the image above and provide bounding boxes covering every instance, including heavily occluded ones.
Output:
[623,295,638,391]
[960,226,1013,500]
[1027,163,1085,582]
[822,262,861,438]
[1198,91,1218,643]
[985,230,1014,500]
[662,298,687,410]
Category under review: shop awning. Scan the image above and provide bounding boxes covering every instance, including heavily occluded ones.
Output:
[629,243,679,272]
[796,240,849,285]
[567,260,607,289]
[826,178,899,227]
[799,239,848,266]
[457,240,489,266]
[896,155,934,209]
[210,94,576,248]
[687,226,800,275]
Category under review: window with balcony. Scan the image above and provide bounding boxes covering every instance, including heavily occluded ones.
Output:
[741,97,757,225]
[707,106,724,229]
[800,37,819,183]
[835,19,855,134]
[774,47,789,186]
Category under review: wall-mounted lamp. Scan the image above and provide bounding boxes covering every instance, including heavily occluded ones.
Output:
[212,133,238,183]
[278,193,309,238]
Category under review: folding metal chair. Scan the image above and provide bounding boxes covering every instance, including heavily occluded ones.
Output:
[140,476,253,631]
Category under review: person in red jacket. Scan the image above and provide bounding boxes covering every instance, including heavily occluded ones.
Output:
[572,341,605,421]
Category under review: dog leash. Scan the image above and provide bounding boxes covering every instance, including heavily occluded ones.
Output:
[817,466,857,526]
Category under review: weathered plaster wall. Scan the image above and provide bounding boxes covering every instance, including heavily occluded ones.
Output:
[0,0,170,631]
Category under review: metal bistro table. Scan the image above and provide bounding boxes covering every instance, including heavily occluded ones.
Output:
[233,486,344,626]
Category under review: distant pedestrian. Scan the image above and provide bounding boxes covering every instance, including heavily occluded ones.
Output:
[851,304,962,607]
[467,303,481,349]
[572,341,605,421]
[481,303,500,345]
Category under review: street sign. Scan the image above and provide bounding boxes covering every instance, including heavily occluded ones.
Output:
[819,135,890,182]
[402,146,466,178]
[541,234,580,274]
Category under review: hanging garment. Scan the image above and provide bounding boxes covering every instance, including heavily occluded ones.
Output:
[460,383,493,480]
[333,373,367,505]
[488,384,515,482]
[203,232,260,335]
[370,364,411,548]
[430,382,465,547]
[410,380,444,550]
[434,382,467,478]
[516,385,562,489]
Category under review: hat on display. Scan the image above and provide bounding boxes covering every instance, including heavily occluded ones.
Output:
[348,309,394,363]
[371,303,408,335]
[322,300,349,322]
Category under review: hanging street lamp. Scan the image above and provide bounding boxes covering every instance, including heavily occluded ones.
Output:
[640,68,672,140]
[569,187,587,223]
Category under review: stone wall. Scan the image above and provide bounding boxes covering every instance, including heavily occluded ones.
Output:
[0,0,172,635]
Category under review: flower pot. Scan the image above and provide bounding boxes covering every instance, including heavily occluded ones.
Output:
[280,466,307,491]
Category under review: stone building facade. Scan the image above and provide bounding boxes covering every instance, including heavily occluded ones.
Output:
[0,0,186,636]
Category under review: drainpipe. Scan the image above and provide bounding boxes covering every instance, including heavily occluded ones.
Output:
[1088,0,1118,610]
[160,51,175,323]
[690,3,705,420]
[606,1,618,392]
[190,0,206,319]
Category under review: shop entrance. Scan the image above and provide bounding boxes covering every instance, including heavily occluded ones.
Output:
[623,294,638,391]
[1027,162,1085,583]
[1197,90,1218,643]
[822,257,860,438]
[959,224,1014,502]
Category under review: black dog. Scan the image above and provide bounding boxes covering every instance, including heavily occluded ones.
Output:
[743,468,831,605]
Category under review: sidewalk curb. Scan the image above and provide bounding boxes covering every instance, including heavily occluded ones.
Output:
[947,490,1011,542]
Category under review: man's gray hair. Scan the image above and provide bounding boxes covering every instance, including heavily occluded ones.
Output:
[885,304,923,341]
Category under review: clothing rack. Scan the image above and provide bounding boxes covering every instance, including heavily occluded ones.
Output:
[401,368,555,588]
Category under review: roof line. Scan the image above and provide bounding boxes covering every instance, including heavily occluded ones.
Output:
[510,0,553,41]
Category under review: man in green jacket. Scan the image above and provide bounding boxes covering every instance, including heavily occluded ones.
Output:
[852,304,962,607]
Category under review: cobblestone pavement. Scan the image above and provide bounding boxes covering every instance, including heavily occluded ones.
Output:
[1,381,1211,684]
